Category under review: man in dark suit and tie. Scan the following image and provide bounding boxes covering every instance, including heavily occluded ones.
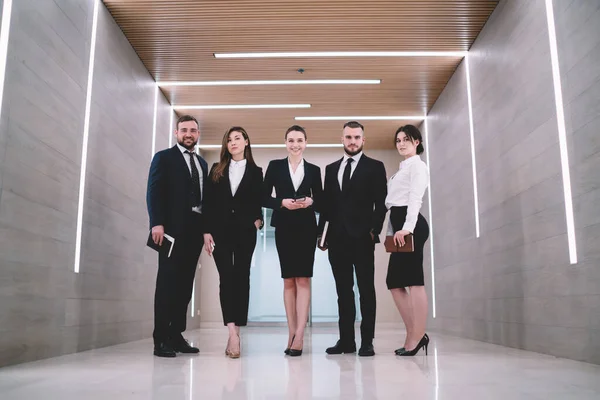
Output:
[318,121,387,357]
[146,115,208,357]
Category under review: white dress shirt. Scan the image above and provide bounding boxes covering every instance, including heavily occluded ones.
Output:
[337,151,363,189]
[385,155,429,234]
[177,143,203,213]
[288,158,305,191]
[229,158,247,196]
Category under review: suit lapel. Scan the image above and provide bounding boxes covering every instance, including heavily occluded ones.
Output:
[296,161,311,195]
[347,155,367,191]
[232,162,255,199]
[331,158,343,193]
[223,164,234,199]
[172,146,192,182]
[286,158,302,194]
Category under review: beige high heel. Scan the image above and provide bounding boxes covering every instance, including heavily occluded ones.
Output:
[226,335,241,359]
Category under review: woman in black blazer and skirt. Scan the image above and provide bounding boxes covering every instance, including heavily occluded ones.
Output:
[203,127,263,359]
[263,125,323,356]
[385,125,430,356]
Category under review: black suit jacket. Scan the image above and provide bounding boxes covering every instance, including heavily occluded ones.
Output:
[146,145,209,237]
[319,154,387,243]
[263,158,323,228]
[203,162,264,235]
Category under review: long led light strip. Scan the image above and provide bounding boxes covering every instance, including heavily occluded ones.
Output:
[465,56,481,238]
[545,0,577,264]
[151,84,158,156]
[173,104,310,110]
[296,116,424,121]
[169,107,174,147]
[190,281,195,317]
[197,143,343,149]
[423,117,436,318]
[0,0,13,122]
[214,51,467,58]
[158,79,380,86]
[74,0,100,274]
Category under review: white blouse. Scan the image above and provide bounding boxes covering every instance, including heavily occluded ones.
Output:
[229,159,247,196]
[288,158,305,191]
[385,155,429,234]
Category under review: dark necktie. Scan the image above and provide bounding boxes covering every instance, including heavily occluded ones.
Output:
[342,158,354,190]
[186,151,201,207]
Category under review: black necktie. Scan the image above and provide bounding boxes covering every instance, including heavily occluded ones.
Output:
[342,158,353,190]
[186,151,201,207]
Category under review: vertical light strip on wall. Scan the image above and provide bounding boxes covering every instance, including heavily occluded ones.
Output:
[545,0,577,264]
[434,348,439,400]
[151,84,158,156]
[0,0,13,122]
[465,55,481,238]
[169,107,173,147]
[189,359,194,400]
[190,280,195,317]
[74,0,100,273]
[423,117,436,318]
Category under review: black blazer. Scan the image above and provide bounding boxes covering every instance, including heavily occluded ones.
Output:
[203,162,264,235]
[319,154,387,242]
[263,158,323,228]
[146,145,209,236]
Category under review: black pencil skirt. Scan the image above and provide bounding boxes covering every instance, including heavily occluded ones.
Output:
[275,223,317,279]
[386,206,430,289]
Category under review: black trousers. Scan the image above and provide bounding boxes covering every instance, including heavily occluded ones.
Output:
[327,230,376,346]
[213,225,257,326]
[153,215,203,345]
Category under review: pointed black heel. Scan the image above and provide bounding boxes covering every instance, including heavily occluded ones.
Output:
[288,336,303,357]
[395,333,428,355]
[398,334,430,356]
[285,335,295,355]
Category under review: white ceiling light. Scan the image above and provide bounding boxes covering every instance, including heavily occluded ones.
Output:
[295,116,424,121]
[157,79,381,86]
[214,51,467,58]
[198,143,343,149]
[173,104,311,110]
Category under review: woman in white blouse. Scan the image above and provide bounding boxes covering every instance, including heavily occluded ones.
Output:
[263,125,323,356]
[203,127,263,358]
[385,125,430,356]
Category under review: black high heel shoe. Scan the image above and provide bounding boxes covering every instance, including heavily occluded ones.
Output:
[395,333,428,355]
[285,335,295,355]
[398,334,429,356]
[288,336,303,357]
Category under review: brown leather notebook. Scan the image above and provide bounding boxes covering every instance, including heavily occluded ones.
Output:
[384,235,414,253]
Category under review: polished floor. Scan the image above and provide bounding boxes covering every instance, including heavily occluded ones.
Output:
[0,326,599,399]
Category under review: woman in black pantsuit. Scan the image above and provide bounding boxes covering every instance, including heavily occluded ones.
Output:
[385,125,431,356]
[263,125,323,356]
[203,126,263,359]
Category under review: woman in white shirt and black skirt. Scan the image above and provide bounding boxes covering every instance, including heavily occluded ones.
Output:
[385,125,430,356]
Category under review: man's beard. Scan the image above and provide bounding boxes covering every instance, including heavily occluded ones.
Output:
[344,143,363,156]
[178,138,197,150]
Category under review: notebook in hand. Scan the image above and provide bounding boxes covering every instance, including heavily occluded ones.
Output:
[319,221,329,248]
[384,235,414,253]
[146,232,175,258]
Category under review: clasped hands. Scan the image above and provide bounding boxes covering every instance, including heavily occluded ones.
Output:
[281,197,313,210]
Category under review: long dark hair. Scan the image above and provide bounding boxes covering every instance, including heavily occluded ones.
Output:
[211,126,257,183]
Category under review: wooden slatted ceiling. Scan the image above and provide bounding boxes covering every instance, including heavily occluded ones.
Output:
[103,0,498,148]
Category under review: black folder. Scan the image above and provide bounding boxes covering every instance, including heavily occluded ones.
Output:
[146,232,175,257]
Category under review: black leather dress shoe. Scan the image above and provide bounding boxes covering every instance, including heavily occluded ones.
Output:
[173,338,199,354]
[325,340,356,355]
[358,343,375,357]
[154,342,176,358]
